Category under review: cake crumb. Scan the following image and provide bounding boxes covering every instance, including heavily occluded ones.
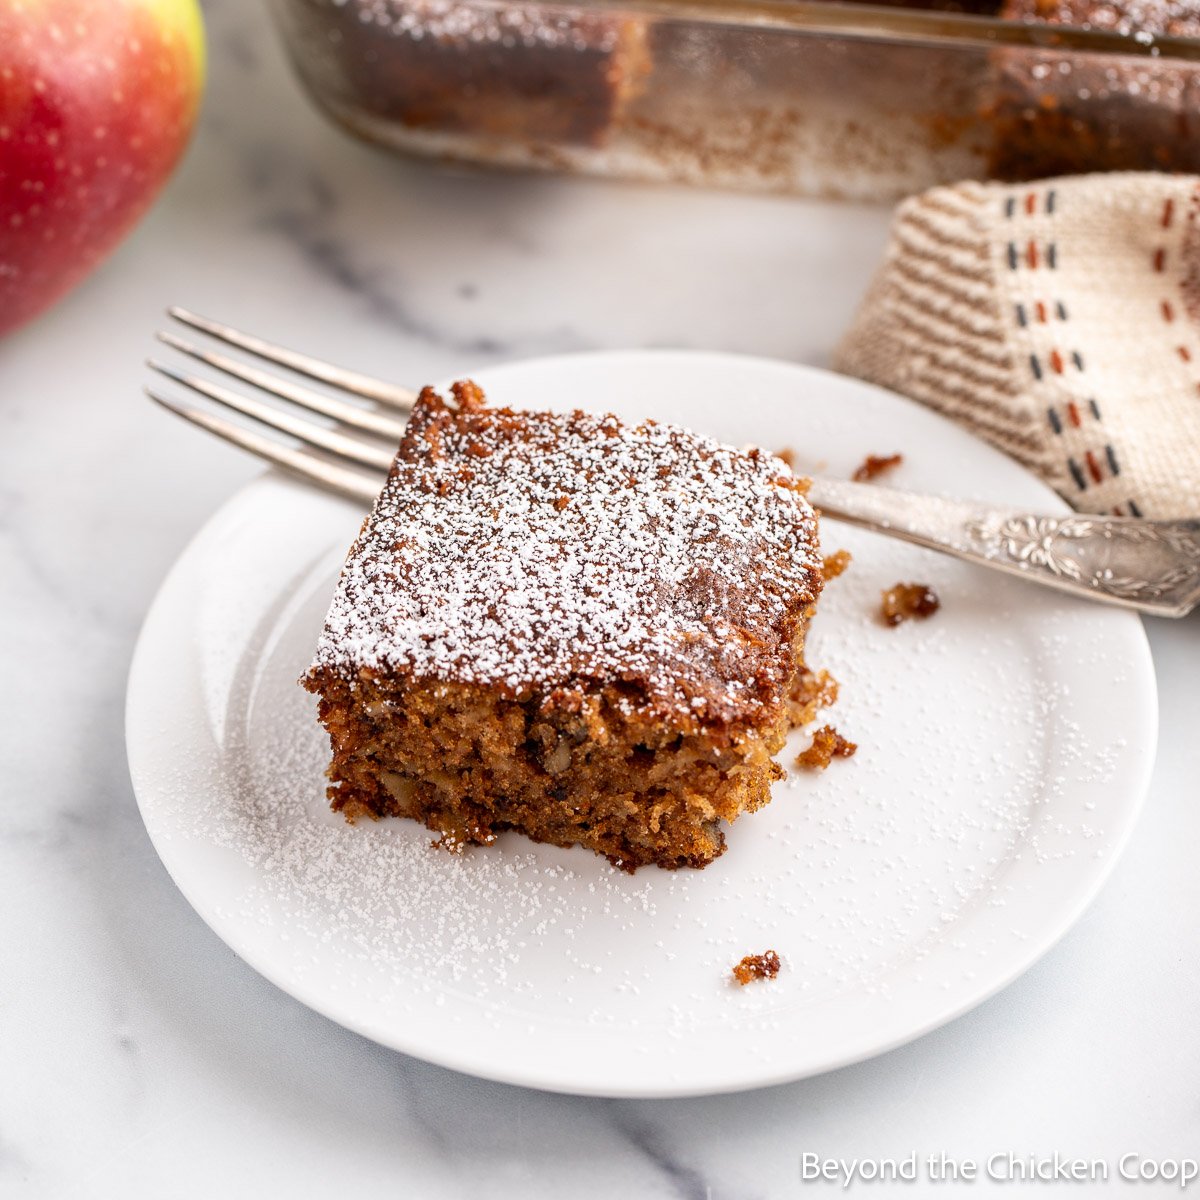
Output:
[732,949,781,986]
[823,549,852,580]
[796,725,857,770]
[789,667,839,727]
[881,582,940,626]
[853,453,903,482]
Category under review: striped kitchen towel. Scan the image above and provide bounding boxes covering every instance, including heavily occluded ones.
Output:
[835,173,1200,519]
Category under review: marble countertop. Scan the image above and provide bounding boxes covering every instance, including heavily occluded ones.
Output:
[4,1,1197,1196]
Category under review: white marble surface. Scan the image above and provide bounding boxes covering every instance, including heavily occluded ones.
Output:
[3,1,1198,1196]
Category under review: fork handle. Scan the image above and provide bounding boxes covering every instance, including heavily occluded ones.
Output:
[806,478,1200,618]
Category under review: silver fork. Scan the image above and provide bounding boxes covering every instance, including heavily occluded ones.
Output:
[146,308,1200,618]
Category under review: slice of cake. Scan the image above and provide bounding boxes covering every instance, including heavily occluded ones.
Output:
[303,381,823,870]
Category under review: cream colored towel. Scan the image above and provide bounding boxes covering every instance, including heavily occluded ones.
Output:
[835,174,1200,519]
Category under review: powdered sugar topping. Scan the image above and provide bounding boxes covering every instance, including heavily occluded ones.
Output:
[310,385,821,720]
[329,0,625,53]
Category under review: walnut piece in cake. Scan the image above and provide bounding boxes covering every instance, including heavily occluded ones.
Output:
[304,381,824,871]
[732,950,781,985]
[796,725,857,770]
[881,582,940,627]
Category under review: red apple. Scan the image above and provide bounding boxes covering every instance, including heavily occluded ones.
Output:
[0,0,204,335]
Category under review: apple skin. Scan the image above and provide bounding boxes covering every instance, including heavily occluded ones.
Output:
[0,0,205,336]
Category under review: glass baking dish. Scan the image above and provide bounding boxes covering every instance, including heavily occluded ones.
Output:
[267,0,1200,199]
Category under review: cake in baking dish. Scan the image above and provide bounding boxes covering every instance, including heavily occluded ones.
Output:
[278,0,650,149]
[303,381,824,870]
[987,0,1200,178]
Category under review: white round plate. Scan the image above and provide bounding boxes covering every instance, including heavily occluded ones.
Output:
[127,350,1157,1097]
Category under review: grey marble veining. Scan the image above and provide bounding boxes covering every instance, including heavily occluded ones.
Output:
[3,0,1198,1197]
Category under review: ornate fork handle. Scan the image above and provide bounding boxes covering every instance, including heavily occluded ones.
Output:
[806,478,1200,618]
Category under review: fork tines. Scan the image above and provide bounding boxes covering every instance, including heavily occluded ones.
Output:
[146,308,415,503]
